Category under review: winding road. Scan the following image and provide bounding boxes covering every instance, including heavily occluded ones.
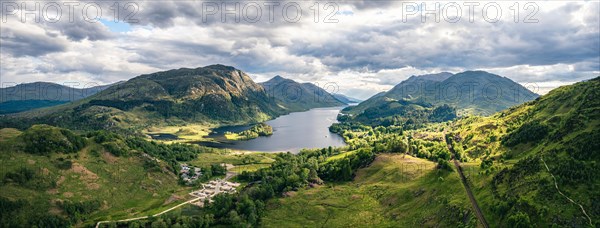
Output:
[94,197,203,228]
[95,164,238,228]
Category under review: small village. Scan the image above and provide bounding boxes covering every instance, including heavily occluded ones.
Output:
[189,179,241,207]
[179,163,241,207]
[179,163,203,184]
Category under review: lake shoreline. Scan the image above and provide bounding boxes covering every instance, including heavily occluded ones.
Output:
[195,106,348,153]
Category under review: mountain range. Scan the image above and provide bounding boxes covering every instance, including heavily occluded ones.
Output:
[1,67,539,132]
[0,62,596,227]
[344,71,539,117]
[0,82,113,102]
[259,75,345,112]
[332,93,362,104]
[0,65,350,131]
[0,82,115,114]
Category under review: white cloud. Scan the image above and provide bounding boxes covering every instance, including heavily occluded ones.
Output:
[0,0,598,99]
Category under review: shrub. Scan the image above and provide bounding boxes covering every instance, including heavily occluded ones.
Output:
[501,121,548,147]
[91,130,123,144]
[53,158,73,170]
[3,167,35,185]
[3,167,56,190]
[19,125,86,154]
[59,200,101,222]
[566,130,600,161]
[319,149,375,181]
[102,141,128,157]
[210,164,227,176]
[143,159,161,172]
[429,104,458,122]
[480,157,493,170]
[436,159,453,171]
[507,212,532,228]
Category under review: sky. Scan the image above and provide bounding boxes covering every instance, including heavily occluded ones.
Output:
[1,0,599,100]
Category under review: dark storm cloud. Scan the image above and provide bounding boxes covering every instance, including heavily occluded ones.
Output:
[508,32,599,66]
[574,60,600,72]
[125,38,233,69]
[1,0,598,92]
[0,28,67,57]
[134,1,180,28]
[489,4,599,67]
[52,61,106,75]
[0,2,112,60]
[44,20,113,41]
[286,2,599,76]
[5,1,113,41]
[130,0,351,28]
[339,0,400,10]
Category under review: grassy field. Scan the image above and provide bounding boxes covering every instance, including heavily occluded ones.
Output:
[262,154,478,227]
[230,164,272,173]
[325,150,359,162]
[191,151,276,168]
[0,128,21,142]
[224,132,244,140]
[143,124,214,143]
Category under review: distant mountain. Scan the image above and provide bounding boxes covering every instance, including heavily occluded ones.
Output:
[409,72,453,82]
[0,82,115,114]
[260,75,344,111]
[332,93,362,104]
[1,65,286,130]
[345,71,538,117]
[0,82,112,102]
[0,100,69,114]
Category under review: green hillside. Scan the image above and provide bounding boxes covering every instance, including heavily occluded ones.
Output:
[339,98,457,128]
[262,154,477,227]
[0,124,280,227]
[445,76,600,227]
[344,71,539,118]
[0,65,286,132]
[262,77,599,227]
[0,72,596,228]
[0,125,195,227]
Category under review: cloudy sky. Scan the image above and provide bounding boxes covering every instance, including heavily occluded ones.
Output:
[1,0,598,99]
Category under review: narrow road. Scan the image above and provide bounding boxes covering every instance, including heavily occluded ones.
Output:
[445,135,489,228]
[95,164,239,228]
[95,197,202,228]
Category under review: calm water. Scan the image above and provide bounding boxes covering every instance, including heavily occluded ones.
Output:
[197,107,347,153]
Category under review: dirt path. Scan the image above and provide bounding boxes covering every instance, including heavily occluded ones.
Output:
[95,164,239,228]
[541,157,593,226]
[95,197,202,228]
[445,135,489,228]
